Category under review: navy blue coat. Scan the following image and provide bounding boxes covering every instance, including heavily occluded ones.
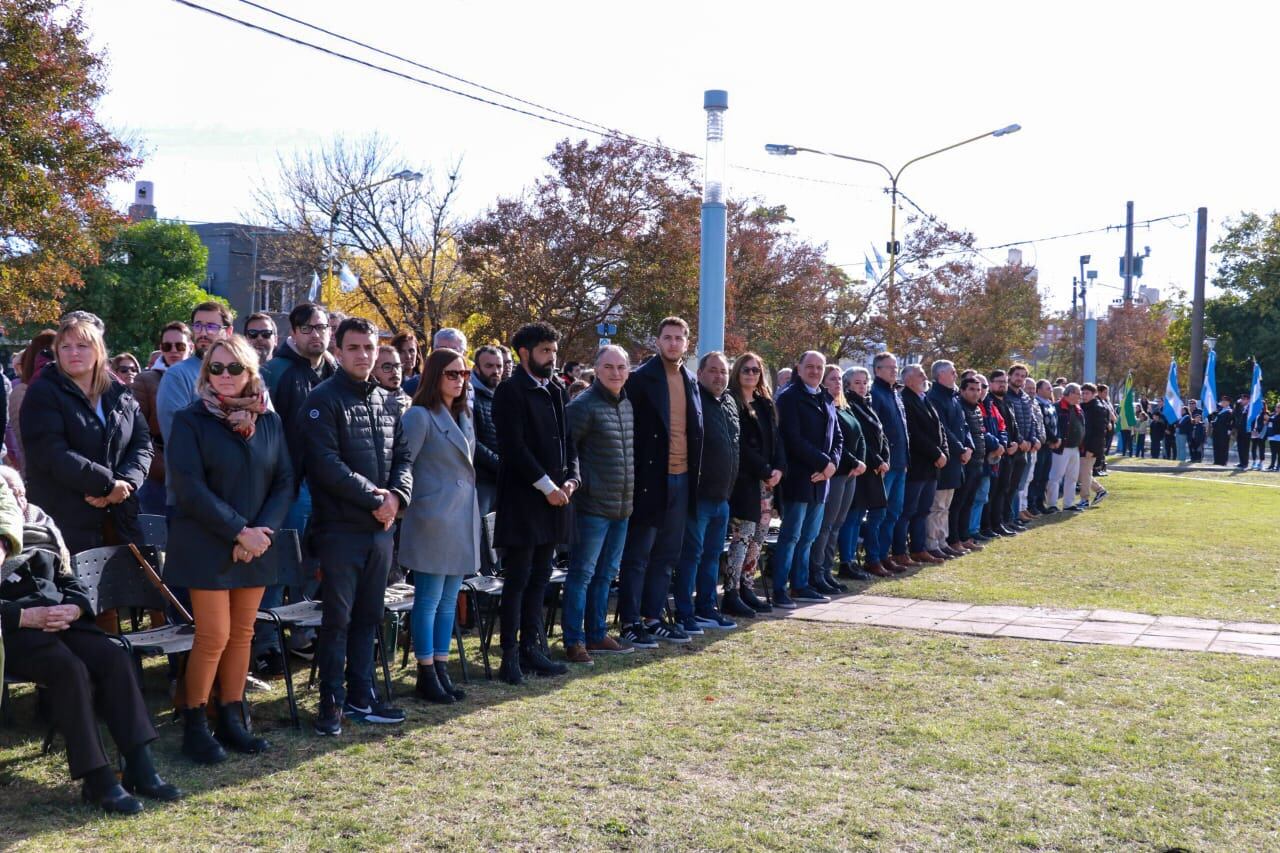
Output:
[871,377,909,472]
[925,383,972,490]
[775,381,843,505]
[624,356,703,525]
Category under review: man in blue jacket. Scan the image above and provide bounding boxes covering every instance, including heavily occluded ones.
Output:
[925,360,973,558]
[772,351,843,608]
[870,352,910,573]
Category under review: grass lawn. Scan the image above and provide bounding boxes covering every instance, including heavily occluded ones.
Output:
[2,468,1278,851]
[872,467,1280,622]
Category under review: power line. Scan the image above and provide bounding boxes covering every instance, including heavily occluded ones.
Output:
[969,212,1193,253]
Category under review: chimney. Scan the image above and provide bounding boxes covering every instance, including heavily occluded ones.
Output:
[128,181,157,223]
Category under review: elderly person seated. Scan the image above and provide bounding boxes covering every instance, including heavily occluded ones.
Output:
[0,472,180,814]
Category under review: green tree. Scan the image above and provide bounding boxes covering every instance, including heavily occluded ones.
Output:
[64,220,218,358]
[0,0,137,324]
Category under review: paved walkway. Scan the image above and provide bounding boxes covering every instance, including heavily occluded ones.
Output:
[783,594,1280,658]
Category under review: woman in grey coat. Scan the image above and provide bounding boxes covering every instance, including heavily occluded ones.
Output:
[401,348,480,704]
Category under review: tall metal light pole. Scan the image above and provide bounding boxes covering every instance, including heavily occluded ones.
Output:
[699,90,728,357]
[1077,254,1091,376]
[324,169,423,305]
[765,124,1020,335]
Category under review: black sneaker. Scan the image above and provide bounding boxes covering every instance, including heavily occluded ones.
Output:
[646,619,691,644]
[1067,501,1088,512]
[1041,506,1060,515]
[791,587,829,603]
[773,591,797,610]
[620,622,659,649]
[1092,488,1108,505]
[680,615,708,635]
[254,650,286,678]
[290,641,317,662]
[344,696,405,725]
[313,698,343,737]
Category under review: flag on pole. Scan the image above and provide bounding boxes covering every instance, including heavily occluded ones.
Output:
[872,244,886,274]
[338,263,359,293]
[1199,349,1218,416]
[864,254,875,280]
[1162,359,1183,424]
[1246,359,1264,429]
[307,271,321,301]
[1117,372,1136,430]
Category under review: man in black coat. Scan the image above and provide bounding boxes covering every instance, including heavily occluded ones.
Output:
[470,344,504,516]
[983,370,1020,536]
[1029,379,1060,512]
[302,317,412,735]
[924,361,972,558]
[772,351,842,608]
[952,374,988,547]
[899,364,949,564]
[616,318,703,647]
[672,352,739,632]
[1211,397,1235,466]
[492,322,580,685]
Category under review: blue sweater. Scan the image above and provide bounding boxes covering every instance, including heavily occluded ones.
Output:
[871,376,909,471]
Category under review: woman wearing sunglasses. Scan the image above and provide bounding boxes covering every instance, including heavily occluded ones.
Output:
[165,335,293,763]
[399,347,479,704]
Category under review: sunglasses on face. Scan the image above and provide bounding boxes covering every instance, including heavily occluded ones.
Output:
[208,362,246,376]
[296,323,330,335]
[245,329,275,340]
[741,366,761,375]
[161,341,188,353]
[443,370,468,382]
[379,362,402,372]
[191,322,227,334]
[117,365,139,374]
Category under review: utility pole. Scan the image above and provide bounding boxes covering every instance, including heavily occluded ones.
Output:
[1123,200,1135,305]
[1188,207,1209,393]
[698,90,728,357]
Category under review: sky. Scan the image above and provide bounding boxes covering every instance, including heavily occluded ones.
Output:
[85,0,1280,315]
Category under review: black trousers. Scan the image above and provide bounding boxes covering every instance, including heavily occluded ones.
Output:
[950,463,983,543]
[984,459,1012,531]
[499,544,555,651]
[4,625,156,779]
[317,529,393,706]
[1029,447,1054,511]
[1213,436,1231,466]
[1003,453,1028,522]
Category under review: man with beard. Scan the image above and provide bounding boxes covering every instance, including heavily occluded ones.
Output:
[156,302,236,510]
[617,318,703,646]
[470,345,504,516]
[243,312,278,367]
[492,322,579,684]
[373,345,411,418]
[983,370,1021,536]
[1004,363,1040,525]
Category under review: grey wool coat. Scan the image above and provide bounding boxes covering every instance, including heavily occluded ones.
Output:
[399,404,481,576]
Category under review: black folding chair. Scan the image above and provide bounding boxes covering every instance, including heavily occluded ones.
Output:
[252,529,315,729]
[136,514,168,552]
[461,513,504,679]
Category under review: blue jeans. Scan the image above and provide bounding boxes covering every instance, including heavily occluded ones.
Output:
[837,504,861,563]
[904,478,937,553]
[563,513,629,646]
[969,473,991,537]
[1175,433,1189,461]
[674,499,731,619]
[771,500,825,595]
[618,473,689,625]
[876,469,906,560]
[411,572,463,659]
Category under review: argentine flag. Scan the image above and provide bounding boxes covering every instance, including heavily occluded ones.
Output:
[1162,359,1183,424]
[1246,360,1264,429]
[1199,349,1218,416]
[338,263,360,293]
[307,271,321,301]
[864,254,875,280]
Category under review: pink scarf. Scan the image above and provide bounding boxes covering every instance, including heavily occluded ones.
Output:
[200,384,267,439]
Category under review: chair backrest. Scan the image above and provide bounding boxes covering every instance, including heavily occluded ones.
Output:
[73,544,168,616]
[274,529,305,589]
[137,514,168,551]
[480,513,500,576]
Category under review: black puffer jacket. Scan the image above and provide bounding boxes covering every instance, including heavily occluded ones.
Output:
[729,395,785,521]
[265,341,336,484]
[1082,397,1109,457]
[19,364,152,554]
[566,380,634,520]
[470,373,500,483]
[164,402,294,590]
[696,385,740,503]
[301,368,413,535]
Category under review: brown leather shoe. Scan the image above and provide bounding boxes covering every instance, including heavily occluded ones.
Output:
[1019,510,1035,522]
[884,556,912,573]
[564,644,594,666]
[864,561,893,578]
[962,539,984,551]
[586,636,634,655]
[911,551,944,565]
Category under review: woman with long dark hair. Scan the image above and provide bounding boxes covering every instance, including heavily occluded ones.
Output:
[165,335,292,763]
[5,328,56,473]
[401,348,479,703]
[723,352,785,616]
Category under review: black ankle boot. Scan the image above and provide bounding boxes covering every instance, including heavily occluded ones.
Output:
[740,583,771,612]
[433,660,465,700]
[415,662,456,704]
[720,589,757,619]
[182,706,227,764]
[214,701,270,754]
[520,644,568,677]
[498,649,524,685]
[823,569,848,593]
[82,768,144,816]
[121,744,182,802]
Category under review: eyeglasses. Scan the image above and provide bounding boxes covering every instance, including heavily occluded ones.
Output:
[296,323,330,335]
[208,361,246,376]
[443,369,469,381]
[191,322,227,334]
[245,329,275,340]
[117,365,139,374]
[379,362,402,373]
[161,341,188,353]
[740,366,761,375]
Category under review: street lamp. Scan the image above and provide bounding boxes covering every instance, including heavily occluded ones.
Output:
[324,169,424,304]
[765,124,1021,333]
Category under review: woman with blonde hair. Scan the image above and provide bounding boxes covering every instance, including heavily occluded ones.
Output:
[19,314,151,555]
[165,334,293,763]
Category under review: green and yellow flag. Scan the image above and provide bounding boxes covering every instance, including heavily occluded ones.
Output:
[1117,372,1136,430]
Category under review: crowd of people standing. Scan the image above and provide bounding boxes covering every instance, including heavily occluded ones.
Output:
[1,302,1123,815]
